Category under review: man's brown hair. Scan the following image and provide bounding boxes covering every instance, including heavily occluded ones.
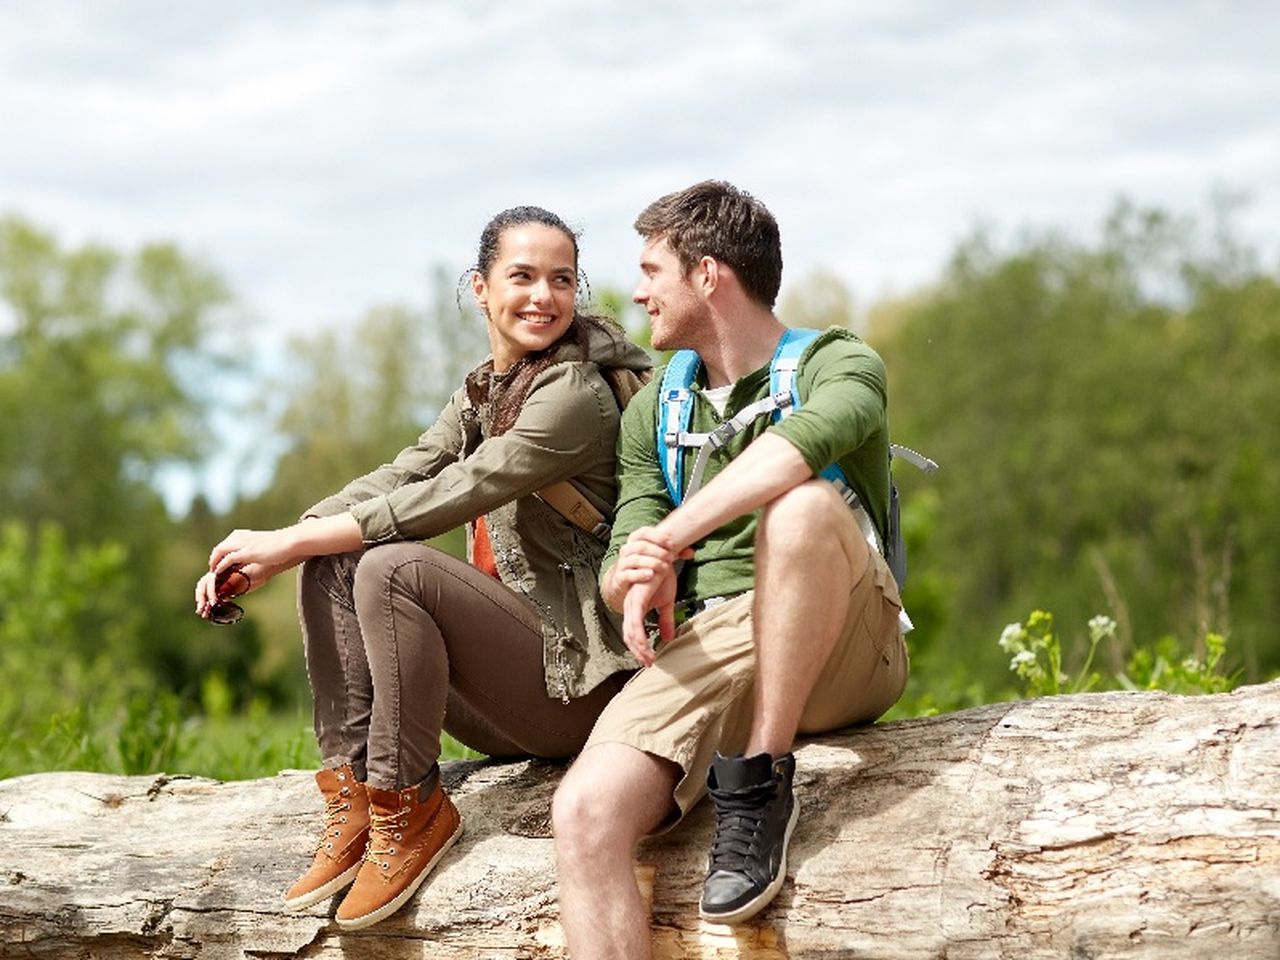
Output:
[633,180,783,308]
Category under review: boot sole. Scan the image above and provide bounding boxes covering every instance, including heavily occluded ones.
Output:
[335,818,464,930]
[282,860,362,911]
[699,796,800,926]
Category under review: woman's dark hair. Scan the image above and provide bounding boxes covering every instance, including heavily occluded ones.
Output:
[461,206,618,436]
[475,205,579,278]
[479,314,628,436]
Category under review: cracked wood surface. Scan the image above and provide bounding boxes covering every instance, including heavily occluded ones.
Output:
[2,681,1278,958]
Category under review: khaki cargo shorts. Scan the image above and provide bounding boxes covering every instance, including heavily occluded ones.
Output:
[584,512,909,824]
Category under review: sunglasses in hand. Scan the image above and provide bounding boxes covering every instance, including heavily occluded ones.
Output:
[209,566,251,625]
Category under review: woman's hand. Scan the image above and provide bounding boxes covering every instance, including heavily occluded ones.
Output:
[195,514,364,619]
[194,560,289,618]
[196,527,298,615]
[207,527,305,577]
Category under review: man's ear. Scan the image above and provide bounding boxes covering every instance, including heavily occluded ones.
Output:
[696,256,719,296]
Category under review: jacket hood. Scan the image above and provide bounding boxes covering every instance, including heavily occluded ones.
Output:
[562,316,653,373]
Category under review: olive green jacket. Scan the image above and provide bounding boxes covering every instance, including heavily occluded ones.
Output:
[305,321,652,700]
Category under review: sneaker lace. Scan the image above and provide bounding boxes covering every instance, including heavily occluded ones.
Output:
[364,804,408,870]
[707,780,775,879]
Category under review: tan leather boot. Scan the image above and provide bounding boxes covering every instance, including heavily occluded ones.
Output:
[282,765,369,910]
[335,778,463,930]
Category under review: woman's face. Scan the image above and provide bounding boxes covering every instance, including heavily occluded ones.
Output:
[472,223,577,372]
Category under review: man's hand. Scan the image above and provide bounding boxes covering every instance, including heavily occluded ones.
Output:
[605,526,692,667]
[603,526,688,609]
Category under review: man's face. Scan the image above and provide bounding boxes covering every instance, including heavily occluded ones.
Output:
[632,236,711,351]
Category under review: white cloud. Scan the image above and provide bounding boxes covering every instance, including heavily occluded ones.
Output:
[1,0,1277,342]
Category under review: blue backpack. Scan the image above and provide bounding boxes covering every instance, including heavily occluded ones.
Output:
[657,327,936,588]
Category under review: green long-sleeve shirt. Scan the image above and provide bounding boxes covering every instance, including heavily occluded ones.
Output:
[602,327,891,605]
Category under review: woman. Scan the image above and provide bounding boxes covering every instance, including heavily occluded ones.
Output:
[194,206,651,930]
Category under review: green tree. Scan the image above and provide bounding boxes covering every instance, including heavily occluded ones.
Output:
[779,267,858,332]
[0,216,233,547]
[0,216,263,701]
[879,199,1280,692]
[237,266,488,528]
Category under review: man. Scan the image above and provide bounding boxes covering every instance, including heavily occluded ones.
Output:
[552,181,909,958]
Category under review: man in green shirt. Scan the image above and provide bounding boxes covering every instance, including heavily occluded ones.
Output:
[552,181,909,958]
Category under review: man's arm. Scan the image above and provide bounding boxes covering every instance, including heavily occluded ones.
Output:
[616,432,812,663]
[652,432,811,553]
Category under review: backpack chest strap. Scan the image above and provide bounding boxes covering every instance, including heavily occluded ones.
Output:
[681,390,793,501]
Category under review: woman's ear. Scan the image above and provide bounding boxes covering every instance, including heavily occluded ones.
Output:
[471,270,488,315]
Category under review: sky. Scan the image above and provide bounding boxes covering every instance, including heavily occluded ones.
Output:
[2,0,1278,506]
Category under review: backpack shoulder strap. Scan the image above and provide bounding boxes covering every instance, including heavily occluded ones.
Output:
[769,328,856,496]
[769,327,821,422]
[657,351,705,505]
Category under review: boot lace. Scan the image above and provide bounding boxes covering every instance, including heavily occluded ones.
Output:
[707,781,776,883]
[316,787,355,855]
[364,804,408,871]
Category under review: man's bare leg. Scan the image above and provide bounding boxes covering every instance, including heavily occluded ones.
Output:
[553,742,681,960]
[699,481,869,923]
[747,480,865,757]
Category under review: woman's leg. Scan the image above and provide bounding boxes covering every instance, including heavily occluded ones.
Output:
[286,551,376,911]
[351,542,623,792]
[297,550,374,779]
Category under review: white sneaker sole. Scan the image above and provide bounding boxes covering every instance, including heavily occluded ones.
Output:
[335,819,464,930]
[281,859,362,911]
[699,795,800,926]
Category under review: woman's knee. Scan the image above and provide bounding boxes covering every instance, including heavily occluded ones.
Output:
[298,551,360,611]
[350,542,436,608]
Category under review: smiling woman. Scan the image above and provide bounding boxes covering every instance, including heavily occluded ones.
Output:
[191,205,652,930]
[473,219,578,371]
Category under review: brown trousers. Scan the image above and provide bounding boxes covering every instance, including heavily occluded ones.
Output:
[298,542,626,792]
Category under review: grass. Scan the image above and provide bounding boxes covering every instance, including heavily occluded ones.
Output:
[1,698,484,783]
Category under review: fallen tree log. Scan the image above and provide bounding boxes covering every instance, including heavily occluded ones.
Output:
[2,681,1278,959]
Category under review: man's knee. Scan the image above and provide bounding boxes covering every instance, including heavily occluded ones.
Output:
[552,760,617,858]
[552,746,677,859]
[759,480,851,554]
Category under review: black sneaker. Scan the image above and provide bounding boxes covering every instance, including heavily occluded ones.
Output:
[699,751,798,924]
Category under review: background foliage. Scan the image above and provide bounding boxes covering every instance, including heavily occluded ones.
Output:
[1,199,1275,779]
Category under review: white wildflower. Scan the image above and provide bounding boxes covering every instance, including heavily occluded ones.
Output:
[1087,615,1117,642]
[998,623,1025,653]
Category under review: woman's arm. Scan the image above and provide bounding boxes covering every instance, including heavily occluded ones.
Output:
[303,388,469,520]
[347,363,616,545]
[195,514,363,618]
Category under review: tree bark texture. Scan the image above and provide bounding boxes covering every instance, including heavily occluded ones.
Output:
[2,681,1278,959]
